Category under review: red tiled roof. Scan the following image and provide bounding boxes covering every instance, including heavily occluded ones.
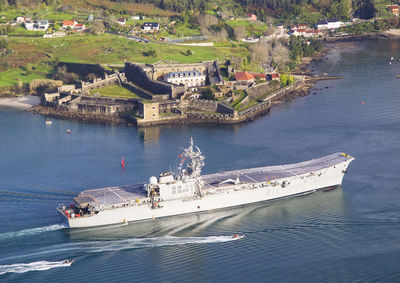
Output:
[271,73,280,79]
[235,71,255,81]
[297,28,306,32]
[253,73,266,80]
[63,20,75,26]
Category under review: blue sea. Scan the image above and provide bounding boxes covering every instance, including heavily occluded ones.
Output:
[0,39,400,282]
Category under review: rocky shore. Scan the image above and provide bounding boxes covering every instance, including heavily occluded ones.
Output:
[28,105,129,125]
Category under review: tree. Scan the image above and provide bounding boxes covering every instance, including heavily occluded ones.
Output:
[249,42,271,69]
[29,79,63,94]
[201,87,215,100]
[0,39,7,49]
[0,0,8,11]
[234,25,247,40]
[186,49,193,56]
[271,43,289,71]
[339,0,352,20]
[280,75,288,87]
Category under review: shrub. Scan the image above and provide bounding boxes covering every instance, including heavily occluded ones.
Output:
[201,87,215,100]
[29,79,63,94]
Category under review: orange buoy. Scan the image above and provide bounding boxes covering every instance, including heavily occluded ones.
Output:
[67,129,71,134]
[361,101,365,105]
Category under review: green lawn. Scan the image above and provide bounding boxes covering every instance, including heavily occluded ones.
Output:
[8,33,250,65]
[89,84,141,99]
[0,68,47,87]
[1,33,253,87]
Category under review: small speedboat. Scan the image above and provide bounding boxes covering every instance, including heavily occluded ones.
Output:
[45,121,52,125]
[63,259,74,265]
[232,234,244,240]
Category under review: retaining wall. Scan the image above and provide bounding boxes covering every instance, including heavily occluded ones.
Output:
[246,82,270,99]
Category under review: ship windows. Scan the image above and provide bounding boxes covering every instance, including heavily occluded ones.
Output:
[177,186,182,193]
[171,186,176,194]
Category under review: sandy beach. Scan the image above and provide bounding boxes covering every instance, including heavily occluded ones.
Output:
[0,95,40,110]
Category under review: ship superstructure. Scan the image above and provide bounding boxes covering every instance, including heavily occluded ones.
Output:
[58,139,354,228]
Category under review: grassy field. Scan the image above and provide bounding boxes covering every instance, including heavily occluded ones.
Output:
[0,33,253,87]
[0,68,47,87]
[7,33,250,64]
[226,19,268,37]
[89,84,141,99]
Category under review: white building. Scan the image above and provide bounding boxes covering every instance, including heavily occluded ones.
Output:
[24,20,49,31]
[143,22,159,32]
[63,20,78,29]
[164,70,206,88]
[316,19,343,30]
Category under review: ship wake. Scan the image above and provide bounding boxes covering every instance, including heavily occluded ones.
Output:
[0,260,71,275]
[0,224,67,241]
[49,235,242,254]
[1,235,242,264]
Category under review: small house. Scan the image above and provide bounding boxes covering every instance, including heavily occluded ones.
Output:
[24,20,49,31]
[63,20,77,29]
[316,19,342,30]
[234,71,255,82]
[253,73,266,81]
[388,5,399,16]
[74,24,86,32]
[143,22,159,32]
[16,16,24,24]
[249,14,257,21]
[117,18,126,25]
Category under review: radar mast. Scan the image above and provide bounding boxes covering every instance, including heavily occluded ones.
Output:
[181,137,205,178]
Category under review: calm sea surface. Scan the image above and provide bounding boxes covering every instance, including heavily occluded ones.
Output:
[1,39,400,282]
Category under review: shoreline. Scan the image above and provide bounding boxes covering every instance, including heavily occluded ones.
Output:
[0,95,41,110]
[8,34,386,126]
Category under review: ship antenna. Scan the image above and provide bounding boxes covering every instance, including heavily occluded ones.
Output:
[183,137,205,178]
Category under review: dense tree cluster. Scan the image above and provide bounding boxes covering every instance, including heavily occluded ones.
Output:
[111,0,207,12]
[235,0,376,20]
[0,0,378,21]
[289,36,322,67]
[0,39,8,49]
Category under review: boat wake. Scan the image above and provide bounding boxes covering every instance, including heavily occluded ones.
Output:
[1,235,243,263]
[50,235,242,254]
[0,224,67,241]
[0,260,72,275]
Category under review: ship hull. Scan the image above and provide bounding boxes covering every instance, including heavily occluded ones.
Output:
[62,158,352,228]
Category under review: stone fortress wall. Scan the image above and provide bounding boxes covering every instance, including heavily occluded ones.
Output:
[124,62,186,100]
[40,60,302,126]
[81,72,127,94]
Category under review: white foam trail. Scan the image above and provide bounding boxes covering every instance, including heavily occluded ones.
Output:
[0,224,67,241]
[0,235,243,263]
[72,235,240,253]
[0,260,71,275]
